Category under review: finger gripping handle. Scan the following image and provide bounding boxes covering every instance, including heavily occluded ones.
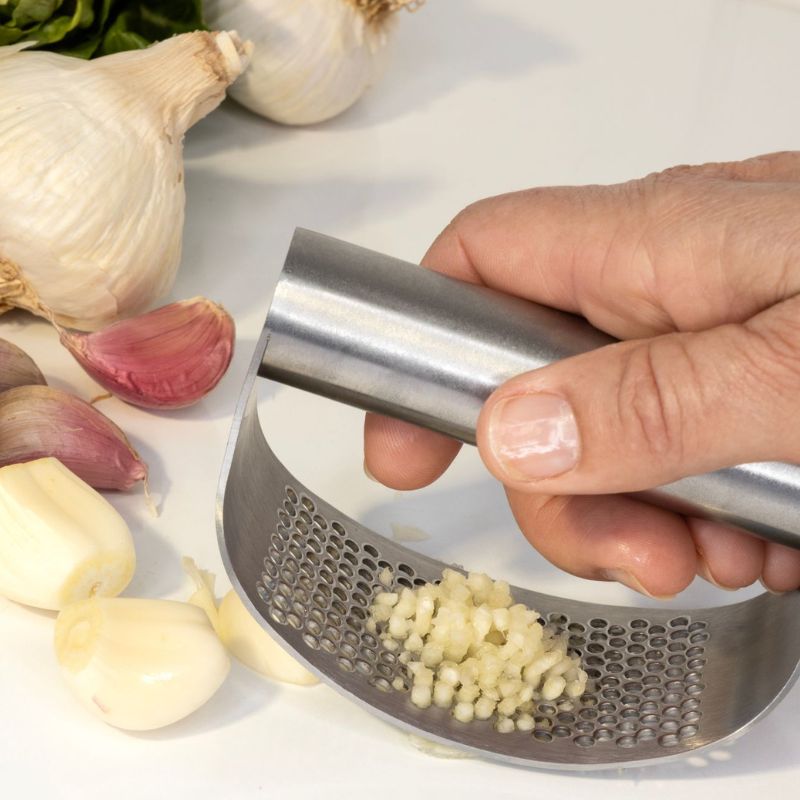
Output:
[260,229,800,550]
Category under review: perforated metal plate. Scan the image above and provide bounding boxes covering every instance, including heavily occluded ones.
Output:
[259,484,708,753]
[218,371,800,770]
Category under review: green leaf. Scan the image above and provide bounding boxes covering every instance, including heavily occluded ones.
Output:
[12,0,61,27]
[0,0,205,58]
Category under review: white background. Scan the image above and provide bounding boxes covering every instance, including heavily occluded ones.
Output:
[2,1,799,797]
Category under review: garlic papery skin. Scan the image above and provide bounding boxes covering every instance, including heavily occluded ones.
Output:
[0,32,252,330]
[206,0,421,125]
[55,597,231,730]
[0,337,46,392]
[217,590,319,686]
[0,458,135,611]
[0,385,147,491]
[59,297,235,409]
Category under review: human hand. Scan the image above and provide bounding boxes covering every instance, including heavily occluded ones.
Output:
[364,152,800,598]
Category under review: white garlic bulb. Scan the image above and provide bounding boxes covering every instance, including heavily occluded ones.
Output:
[0,32,252,330]
[206,0,422,125]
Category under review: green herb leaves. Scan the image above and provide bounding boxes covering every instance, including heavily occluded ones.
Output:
[0,0,205,57]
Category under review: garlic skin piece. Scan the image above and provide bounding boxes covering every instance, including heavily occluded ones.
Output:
[0,337,46,392]
[0,458,135,610]
[0,32,252,330]
[59,298,235,409]
[218,590,319,686]
[206,0,420,125]
[0,385,147,491]
[55,597,231,731]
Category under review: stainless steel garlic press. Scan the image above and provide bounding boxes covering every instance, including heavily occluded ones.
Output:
[217,229,800,769]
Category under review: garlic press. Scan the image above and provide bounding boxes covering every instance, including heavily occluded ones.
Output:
[217,229,800,769]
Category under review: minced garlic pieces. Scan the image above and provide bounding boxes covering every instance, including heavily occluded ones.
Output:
[369,569,588,732]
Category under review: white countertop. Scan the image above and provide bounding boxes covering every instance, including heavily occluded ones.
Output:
[2,1,799,796]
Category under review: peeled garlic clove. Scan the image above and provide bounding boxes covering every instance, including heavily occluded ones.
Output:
[218,589,319,686]
[207,0,421,125]
[183,556,223,634]
[59,297,235,409]
[0,458,135,610]
[0,385,147,490]
[0,32,252,330]
[55,597,231,730]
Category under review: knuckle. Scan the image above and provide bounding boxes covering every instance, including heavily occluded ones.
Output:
[614,338,696,462]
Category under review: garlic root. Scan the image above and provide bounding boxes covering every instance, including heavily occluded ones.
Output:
[0,32,252,330]
[59,297,235,409]
[0,385,147,491]
[0,458,135,610]
[55,597,230,730]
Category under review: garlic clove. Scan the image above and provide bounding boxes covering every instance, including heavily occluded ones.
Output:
[206,0,420,125]
[0,337,46,392]
[0,32,252,330]
[217,589,319,686]
[0,385,147,491]
[0,457,135,610]
[182,556,223,635]
[59,297,235,409]
[55,597,231,730]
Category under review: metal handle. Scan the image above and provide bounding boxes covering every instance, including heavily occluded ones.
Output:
[260,228,800,550]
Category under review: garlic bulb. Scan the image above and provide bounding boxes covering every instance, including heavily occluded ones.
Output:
[55,597,231,731]
[0,32,252,330]
[0,458,135,611]
[206,0,423,125]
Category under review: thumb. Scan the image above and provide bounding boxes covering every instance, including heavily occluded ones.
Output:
[476,303,800,495]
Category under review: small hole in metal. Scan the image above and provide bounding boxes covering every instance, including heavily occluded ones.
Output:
[567,622,586,634]
[616,736,636,748]
[355,659,371,675]
[574,735,595,748]
[659,734,679,747]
